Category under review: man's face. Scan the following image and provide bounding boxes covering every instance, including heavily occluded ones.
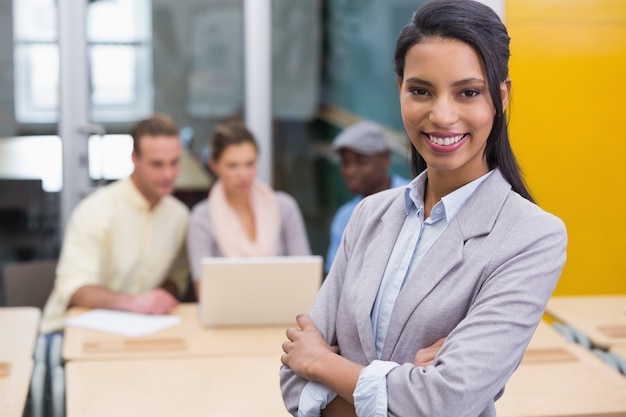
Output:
[338,149,390,196]
[131,134,181,205]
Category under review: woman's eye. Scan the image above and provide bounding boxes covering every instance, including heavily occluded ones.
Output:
[461,89,480,98]
[409,87,429,96]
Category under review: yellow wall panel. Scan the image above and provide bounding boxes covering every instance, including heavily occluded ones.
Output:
[508,0,626,21]
[507,1,626,295]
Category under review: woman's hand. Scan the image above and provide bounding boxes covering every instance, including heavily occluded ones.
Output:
[413,337,446,367]
[281,314,339,381]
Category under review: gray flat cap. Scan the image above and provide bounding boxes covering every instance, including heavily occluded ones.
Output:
[331,121,392,155]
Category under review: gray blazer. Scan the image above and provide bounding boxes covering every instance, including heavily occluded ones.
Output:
[280,169,567,417]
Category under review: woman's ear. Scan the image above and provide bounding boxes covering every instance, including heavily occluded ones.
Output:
[501,77,512,110]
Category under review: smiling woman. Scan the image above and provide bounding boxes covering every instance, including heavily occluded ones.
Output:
[278,1,568,416]
[398,36,511,215]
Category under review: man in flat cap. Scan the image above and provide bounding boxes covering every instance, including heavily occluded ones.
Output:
[324,120,409,273]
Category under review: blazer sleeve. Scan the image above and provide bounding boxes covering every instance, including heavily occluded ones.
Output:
[384,210,567,417]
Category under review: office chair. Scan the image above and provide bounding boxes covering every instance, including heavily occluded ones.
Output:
[2,259,57,309]
[0,179,50,259]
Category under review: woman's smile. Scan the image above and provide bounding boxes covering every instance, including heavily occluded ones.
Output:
[424,132,469,152]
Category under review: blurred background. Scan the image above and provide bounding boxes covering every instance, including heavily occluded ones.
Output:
[0,0,624,301]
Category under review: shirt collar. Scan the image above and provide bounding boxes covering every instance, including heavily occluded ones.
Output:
[404,171,427,215]
[403,170,494,222]
[121,176,155,212]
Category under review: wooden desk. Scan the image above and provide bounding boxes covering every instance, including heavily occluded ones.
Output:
[497,344,626,417]
[611,345,626,361]
[515,320,576,365]
[0,307,40,417]
[526,320,570,350]
[66,354,290,417]
[0,307,41,359]
[0,359,34,417]
[545,295,626,349]
[63,304,287,361]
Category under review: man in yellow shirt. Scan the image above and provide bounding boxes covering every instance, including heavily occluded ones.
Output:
[40,114,190,333]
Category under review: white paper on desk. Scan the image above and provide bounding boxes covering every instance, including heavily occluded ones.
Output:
[65,309,181,337]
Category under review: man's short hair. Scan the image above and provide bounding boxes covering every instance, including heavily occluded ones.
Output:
[331,121,392,155]
[130,113,179,156]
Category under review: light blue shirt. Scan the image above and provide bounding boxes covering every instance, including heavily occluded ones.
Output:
[325,174,410,273]
[299,170,493,417]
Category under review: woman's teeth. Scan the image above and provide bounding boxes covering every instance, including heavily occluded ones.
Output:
[428,134,465,146]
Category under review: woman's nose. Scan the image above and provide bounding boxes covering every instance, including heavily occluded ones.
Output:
[429,95,458,128]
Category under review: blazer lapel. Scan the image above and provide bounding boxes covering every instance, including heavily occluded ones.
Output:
[380,219,465,359]
[355,193,408,362]
[381,169,512,359]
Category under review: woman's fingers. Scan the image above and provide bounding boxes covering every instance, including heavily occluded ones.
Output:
[413,337,447,367]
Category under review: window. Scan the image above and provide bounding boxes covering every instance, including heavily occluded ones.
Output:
[13,0,153,123]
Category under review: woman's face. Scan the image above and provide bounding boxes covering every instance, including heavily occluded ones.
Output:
[210,142,258,195]
[398,36,509,183]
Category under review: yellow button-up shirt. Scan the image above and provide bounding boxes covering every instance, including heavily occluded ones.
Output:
[40,177,189,333]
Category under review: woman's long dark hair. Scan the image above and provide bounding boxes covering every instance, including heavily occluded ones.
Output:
[394,0,534,202]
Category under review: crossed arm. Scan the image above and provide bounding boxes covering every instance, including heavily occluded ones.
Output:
[281,314,446,417]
